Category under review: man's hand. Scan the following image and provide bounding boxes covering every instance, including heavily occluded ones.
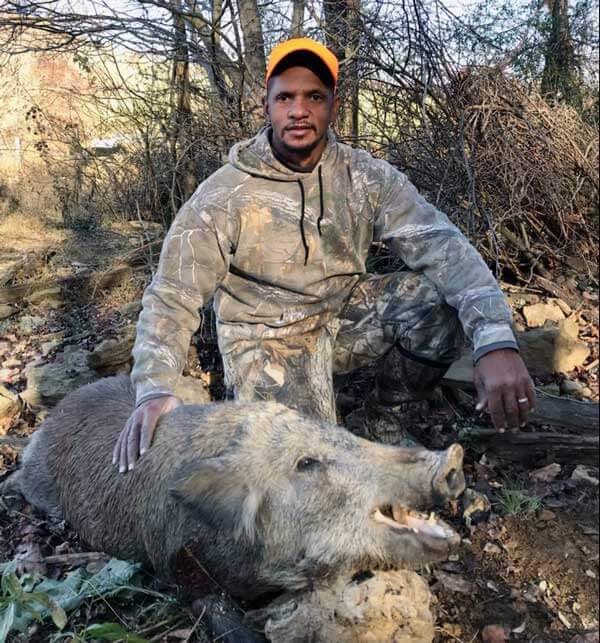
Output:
[474,349,535,432]
[113,395,182,473]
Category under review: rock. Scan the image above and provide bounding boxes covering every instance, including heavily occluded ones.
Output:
[0,304,17,320]
[560,378,585,397]
[462,488,491,527]
[483,542,502,555]
[571,465,599,487]
[540,382,561,396]
[433,569,475,594]
[555,316,591,373]
[41,339,62,356]
[88,328,136,372]
[522,302,565,328]
[18,315,45,336]
[481,624,509,643]
[549,298,573,316]
[27,287,63,309]
[259,570,435,643]
[529,463,561,483]
[538,509,556,522]
[0,385,22,435]
[22,346,97,406]
[118,300,142,317]
[517,317,590,376]
[570,631,599,643]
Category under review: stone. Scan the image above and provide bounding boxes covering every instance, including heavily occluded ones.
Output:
[560,378,585,397]
[27,287,63,309]
[118,300,142,317]
[88,328,136,372]
[22,345,97,406]
[529,463,561,483]
[41,339,62,356]
[259,570,435,643]
[522,302,565,328]
[0,304,17,320]
[0,385,22,435]
[571,465,599,487]
[549,298,573,316]
[517,317,590,376]
[481,624,509,643]
[483,542,502,555]
[538,509,556,522]
[554,316,591,373]
[18,315,45,336]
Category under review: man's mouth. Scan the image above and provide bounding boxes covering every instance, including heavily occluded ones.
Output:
[285,124,315,132]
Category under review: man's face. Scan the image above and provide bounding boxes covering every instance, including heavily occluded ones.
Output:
[264,66,338,159]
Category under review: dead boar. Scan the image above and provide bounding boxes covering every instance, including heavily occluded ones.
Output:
[5,376,465,599]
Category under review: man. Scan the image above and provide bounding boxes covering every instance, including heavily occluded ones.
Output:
[113,37,535,473]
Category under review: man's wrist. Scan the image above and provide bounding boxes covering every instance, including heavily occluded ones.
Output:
[473,341,519,364]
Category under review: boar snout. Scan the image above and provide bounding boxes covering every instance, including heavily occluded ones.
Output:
[432,444,465,504]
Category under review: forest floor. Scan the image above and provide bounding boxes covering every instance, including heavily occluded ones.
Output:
[0,212,598,642]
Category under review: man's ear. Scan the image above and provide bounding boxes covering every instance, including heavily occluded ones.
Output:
[170,456,265,543]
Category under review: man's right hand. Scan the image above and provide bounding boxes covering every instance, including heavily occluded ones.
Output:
[113,395,182,473]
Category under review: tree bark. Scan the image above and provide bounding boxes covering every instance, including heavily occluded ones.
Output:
[541,0,580,105]
[290,0,305,37]
[236,0,266,129]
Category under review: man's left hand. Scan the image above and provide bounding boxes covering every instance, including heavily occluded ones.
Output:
[473,349,535,432]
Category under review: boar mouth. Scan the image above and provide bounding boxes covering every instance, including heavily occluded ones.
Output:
[372,504,459,552]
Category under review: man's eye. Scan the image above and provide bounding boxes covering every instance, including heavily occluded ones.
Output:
[276,94,289,102]
[311,93,323,101]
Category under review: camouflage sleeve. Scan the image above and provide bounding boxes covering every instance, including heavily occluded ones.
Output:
[371,160,518,362]
[131,193,232,406]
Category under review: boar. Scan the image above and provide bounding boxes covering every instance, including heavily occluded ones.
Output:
[6,376,465,600]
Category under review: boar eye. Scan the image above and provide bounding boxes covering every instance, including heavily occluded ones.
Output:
[296,457,321,472]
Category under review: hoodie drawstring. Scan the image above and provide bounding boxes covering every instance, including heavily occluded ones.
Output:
[317,165,325,236]
[297,167,325,267]
[297,180,309,266]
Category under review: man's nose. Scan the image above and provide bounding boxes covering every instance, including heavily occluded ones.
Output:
[288,98,310,118]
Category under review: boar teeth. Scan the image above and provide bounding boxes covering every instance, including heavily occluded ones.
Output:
[392,504,408,524]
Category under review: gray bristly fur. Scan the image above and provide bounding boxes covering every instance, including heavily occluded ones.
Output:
[7,376,465,599]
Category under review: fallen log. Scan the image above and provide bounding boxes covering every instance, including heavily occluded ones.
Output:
[444,355,599,433]
[460,428,599,466]
[0,264,134,305]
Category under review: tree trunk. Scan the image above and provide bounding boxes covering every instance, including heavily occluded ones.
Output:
[236,0,266,129]
[541,0,580,105]
[290,0,305,37]
[170,0,196,210]
[323,0,361,141]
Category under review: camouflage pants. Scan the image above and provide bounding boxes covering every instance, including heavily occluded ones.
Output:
[220,271,464,423]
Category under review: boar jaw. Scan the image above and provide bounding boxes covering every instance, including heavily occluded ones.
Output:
[371,504,460,554]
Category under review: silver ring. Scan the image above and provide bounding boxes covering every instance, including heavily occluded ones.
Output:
[517,398,529,404]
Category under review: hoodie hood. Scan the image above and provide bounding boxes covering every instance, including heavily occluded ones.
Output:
[228,126,338,181]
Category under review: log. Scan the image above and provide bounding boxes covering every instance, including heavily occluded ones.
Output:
[461,428,599,466]
[0,264,134,305]
[444,355,599,433]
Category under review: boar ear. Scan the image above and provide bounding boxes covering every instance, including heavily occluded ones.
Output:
[170,457,264,543]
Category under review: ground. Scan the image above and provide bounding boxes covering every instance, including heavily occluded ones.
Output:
[0,212,598,642]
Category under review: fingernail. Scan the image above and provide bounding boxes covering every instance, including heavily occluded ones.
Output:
[499,427,505,433]
[140,448,146,456]
[128,463,134,471]
[520,422,526,428]
[475,402,484,411]
[119,466,126,473]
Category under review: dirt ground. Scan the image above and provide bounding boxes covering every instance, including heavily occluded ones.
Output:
[0,214,598,642]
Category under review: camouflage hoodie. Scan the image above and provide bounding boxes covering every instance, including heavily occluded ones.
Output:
[131,128,517,405]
